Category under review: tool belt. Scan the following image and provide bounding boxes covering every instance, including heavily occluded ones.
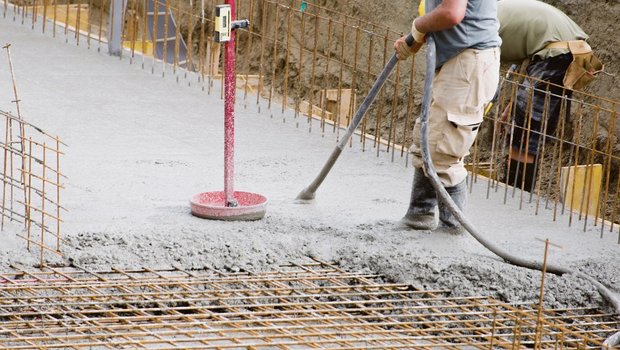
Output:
[545,40,603,90]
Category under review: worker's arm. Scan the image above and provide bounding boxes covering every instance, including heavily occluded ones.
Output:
[415,0,467,32]
[394,0,467,60]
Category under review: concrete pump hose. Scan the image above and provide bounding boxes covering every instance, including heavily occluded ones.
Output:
[419,35,620,348]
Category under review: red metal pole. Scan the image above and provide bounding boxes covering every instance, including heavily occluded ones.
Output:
[224,0,236,207]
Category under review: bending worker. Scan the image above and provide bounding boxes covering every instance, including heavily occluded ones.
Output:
[497,0,601,191]
[394,0,500,233]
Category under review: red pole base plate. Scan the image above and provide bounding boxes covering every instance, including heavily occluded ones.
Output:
[190,191,268,221]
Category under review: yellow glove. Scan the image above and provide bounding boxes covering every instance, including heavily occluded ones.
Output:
[395,38,416,60]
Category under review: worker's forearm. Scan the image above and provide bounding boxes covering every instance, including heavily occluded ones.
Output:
[414,0,466,33]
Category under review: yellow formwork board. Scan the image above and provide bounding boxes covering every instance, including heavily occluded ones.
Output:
[560,164,602,216]
[123,40,154,55]
[35,4,90,32]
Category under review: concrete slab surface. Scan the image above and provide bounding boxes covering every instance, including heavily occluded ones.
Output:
[1,12,619,313]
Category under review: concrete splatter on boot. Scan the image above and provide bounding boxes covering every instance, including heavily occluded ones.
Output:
[436,180,467,235]
[400,168,437,230]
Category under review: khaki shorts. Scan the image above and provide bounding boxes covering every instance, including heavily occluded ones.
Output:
[410,47,500,187]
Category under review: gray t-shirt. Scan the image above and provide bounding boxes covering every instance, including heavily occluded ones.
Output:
[427,0,501,67]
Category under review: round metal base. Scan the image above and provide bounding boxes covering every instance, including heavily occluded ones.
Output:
[190,191,268,221]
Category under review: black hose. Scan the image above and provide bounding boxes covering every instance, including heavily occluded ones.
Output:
[419,35,620,348]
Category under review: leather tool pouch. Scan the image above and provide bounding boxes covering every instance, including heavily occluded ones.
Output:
[563,40,603,90]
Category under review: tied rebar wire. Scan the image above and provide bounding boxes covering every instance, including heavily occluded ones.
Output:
[2,1,620,238]
[0,259,617,349]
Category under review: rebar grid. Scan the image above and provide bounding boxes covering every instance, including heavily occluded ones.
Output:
[1,44,66,266]
[0,260,617,349]
[4,0,620,241]
[0,109,66,266]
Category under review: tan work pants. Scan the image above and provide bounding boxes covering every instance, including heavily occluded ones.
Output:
[410,47,500,187]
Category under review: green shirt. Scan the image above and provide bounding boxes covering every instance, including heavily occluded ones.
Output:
[497,0,588,63]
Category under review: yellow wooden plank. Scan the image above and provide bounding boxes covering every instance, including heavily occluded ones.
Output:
[560,164,602,216]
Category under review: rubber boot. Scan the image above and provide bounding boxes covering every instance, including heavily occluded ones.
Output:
[504,159,536,192]
[437,180,467,235]
[400,168,437,230]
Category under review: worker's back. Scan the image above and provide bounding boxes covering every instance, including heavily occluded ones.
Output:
[497,0,587,62]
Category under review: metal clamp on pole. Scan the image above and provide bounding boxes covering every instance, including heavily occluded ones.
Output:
[231,19,249,30]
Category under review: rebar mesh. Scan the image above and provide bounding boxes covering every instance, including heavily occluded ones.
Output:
[0,260,617,349]
[0,42,66,266]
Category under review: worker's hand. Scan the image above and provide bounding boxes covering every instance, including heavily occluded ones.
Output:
[394,18,426,60]
[394,36,423,60]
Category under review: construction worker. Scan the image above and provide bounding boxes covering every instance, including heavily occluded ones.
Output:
[394,0,501,233]
[497,0,601,191]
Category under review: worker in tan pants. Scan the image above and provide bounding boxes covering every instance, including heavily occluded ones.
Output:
[394,0,500,233]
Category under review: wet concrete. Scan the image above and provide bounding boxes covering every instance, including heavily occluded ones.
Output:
[0,11,619,313]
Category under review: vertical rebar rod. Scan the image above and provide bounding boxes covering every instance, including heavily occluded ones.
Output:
[348,20,361,138]
[19,0,24,25]
[489,308,498,349]
[26,138,33,249]
[197,0,205,80]
[361,25,375,150]
[567,102,585,227]
[242,0,256,101]
[387,47,401,157]
[30,0,36,30]
[306,12,319,132]
[151,0,159,73]
[63,0,69,42]
[497,79,517,194]
[614,175,620,243]
[600,110,616,237]
[55,137,60,251]
[255,1,267,106]
[40,142,47,266]
[18,0,23,24]
[162,0,169,76]
[174,0,181,75]
[186,0,194,74]
[42,0,48,33]
[535,239,550,349]
[516,83,536,207]
[551,96,568,220]
[532,86,552,211]
[1,112,9,229]
[52,0,57,37]
[293,4,306,124]
[267,3,280,111]
[75,2,82,45]
[319,18,333,133]
[3,44,24,227]
[127,1,135,60]
[97,0,104,51]
[281,3,293,116]
[334,18,346,138]
[87,0,93,49]
[559,98,573,219]
[580,107,600,230]
[373,29,389,155]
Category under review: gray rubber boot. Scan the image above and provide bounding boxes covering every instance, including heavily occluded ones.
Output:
[437,179,467,234]
[400,168,437,230]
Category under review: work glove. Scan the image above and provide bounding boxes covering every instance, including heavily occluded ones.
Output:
[394,18,426,60]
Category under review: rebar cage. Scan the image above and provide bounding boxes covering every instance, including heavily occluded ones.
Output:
[0,260,618,349]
